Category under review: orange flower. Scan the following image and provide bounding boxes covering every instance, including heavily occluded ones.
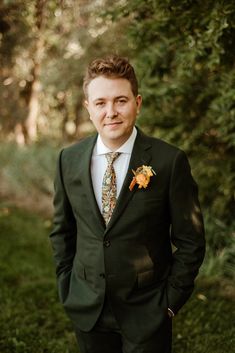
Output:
[129,165,156,191]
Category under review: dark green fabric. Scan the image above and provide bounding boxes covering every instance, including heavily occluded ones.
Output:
[50,129,205,344]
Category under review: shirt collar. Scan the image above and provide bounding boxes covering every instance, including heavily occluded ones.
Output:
[95,127,137,156]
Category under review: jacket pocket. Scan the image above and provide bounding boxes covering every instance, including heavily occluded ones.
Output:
[57,269,72,303]
[137,269,156,289]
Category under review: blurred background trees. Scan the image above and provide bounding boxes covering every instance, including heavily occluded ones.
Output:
[0,0,130,143]
[0,0,234,278]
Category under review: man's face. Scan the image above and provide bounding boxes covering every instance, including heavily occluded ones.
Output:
[85,76,142,150]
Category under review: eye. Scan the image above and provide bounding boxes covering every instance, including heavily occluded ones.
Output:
[95,101,105,107]
[117,99,127,105]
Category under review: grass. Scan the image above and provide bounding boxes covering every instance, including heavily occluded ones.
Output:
[0,204,77,353]
[0,204,234,353]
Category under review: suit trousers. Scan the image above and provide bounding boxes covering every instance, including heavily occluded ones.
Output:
[75,297,172,353]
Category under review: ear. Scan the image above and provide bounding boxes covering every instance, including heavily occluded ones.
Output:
[83,99,88,110]
[84,100,92,120]
[136,94,142,114]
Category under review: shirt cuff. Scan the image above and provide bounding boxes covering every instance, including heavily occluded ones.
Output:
[167,308,175,318]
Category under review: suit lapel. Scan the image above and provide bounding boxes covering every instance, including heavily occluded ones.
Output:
[79,135,106,233]
[105,130,152,234]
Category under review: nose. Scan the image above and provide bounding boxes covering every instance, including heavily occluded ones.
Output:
[106,103,118,119]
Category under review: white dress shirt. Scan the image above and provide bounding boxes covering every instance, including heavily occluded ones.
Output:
[90,127,137,212]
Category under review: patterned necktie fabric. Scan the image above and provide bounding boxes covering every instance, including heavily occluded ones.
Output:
[102,152,120,225]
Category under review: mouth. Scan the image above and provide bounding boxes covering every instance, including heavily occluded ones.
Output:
[105,121,122,127]
[105,121,122,129]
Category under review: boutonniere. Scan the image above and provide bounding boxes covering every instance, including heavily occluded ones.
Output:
[129,165,156,191]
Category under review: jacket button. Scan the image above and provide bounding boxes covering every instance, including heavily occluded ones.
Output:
[104,239,111,247]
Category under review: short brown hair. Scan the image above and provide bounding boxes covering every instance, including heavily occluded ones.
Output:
[83,55,138,98]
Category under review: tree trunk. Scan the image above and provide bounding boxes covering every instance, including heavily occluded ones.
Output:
[24,63,41,143]
[23,0,45,143]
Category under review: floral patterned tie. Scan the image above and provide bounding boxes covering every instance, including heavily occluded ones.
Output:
[102,152,120,225]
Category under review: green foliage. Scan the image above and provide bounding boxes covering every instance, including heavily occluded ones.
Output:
[105,0,235,275]
[0,206,234,352]
[201,213,235,279]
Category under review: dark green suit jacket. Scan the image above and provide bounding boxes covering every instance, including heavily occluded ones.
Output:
[50,129,205,343]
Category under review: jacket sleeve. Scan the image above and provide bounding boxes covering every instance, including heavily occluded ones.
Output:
[50,149,77,278]
[167,150,205,314]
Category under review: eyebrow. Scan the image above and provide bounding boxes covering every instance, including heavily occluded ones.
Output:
[93,95,129,102]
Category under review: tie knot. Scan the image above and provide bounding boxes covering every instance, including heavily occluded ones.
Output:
[105,152,120,165]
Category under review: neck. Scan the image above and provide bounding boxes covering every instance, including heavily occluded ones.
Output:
[100,129,135,151]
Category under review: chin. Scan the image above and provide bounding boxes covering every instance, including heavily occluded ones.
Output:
[105,130,123,139]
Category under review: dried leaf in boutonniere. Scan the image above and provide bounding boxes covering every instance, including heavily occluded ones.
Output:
[129,165,156,191]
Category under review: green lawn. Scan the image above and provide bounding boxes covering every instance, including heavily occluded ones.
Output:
[0,204,234,353]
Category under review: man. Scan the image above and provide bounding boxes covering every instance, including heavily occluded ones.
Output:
[50,55,205,353]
